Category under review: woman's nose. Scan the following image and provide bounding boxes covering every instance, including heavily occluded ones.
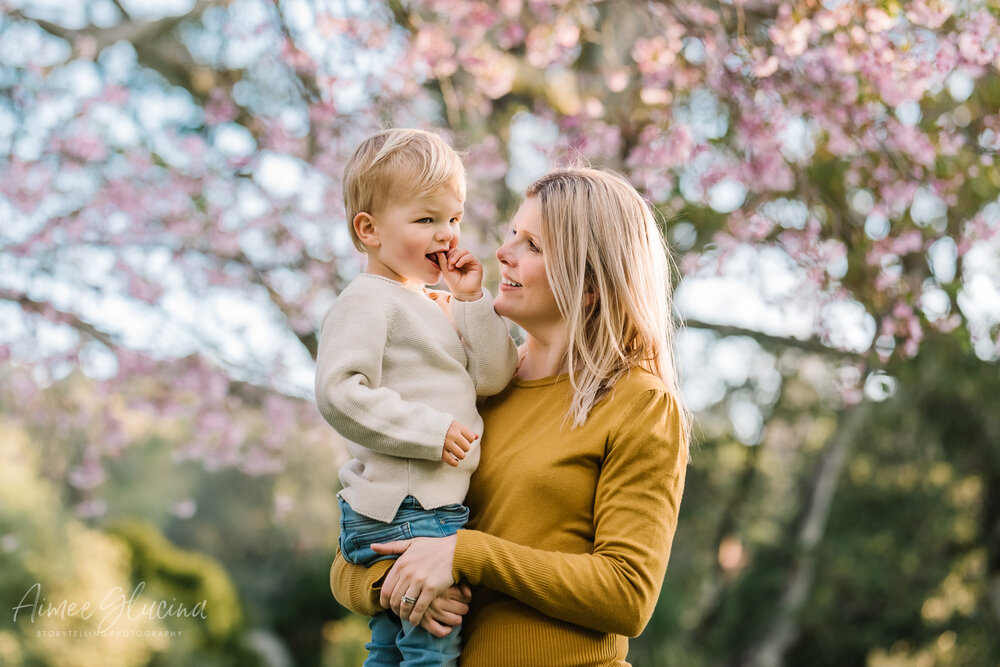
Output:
[496,242,512,265]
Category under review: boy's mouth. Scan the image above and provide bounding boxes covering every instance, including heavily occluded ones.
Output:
[425,253,442,269]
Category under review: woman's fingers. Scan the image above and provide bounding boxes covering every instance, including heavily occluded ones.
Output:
[375,535,459,618]
[370,540,410,555]
[408,588,435,626]
[436,591,470,616]
[418,583,471,637]
[428,604,466,625]
[457,581,472,601]
[419,614,455,638]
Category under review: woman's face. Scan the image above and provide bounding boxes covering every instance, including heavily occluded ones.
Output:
[494,197,563,333]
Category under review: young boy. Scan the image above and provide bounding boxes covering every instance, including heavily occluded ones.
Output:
[315,128,518,665]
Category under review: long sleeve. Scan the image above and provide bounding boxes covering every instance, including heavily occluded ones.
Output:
[314,292,452,461]
[329,551,393,617]
[449,292,518,397]
[451,389,687,637]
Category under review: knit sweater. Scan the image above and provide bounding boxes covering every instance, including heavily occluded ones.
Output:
[330,368,688,666]
[315,273,518,522]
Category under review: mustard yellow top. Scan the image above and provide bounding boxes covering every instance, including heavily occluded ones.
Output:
[330,368,688,666]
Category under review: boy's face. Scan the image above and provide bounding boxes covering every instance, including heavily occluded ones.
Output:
[365,187,464,285]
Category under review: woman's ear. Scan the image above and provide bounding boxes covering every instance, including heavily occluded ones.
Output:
[353,212,379,248]
[584,286,598,307]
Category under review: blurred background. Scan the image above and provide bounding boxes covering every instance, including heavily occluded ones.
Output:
[1,0,999,665]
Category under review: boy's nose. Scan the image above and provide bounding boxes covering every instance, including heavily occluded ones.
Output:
[435,225,454,242]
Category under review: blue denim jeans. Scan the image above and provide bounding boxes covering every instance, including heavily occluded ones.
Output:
[338,495,469,667]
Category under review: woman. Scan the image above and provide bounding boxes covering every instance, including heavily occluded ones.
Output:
[330,167,691,666]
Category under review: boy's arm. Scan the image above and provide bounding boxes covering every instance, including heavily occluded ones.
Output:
[450,291,518,396]
[315,295,452,461]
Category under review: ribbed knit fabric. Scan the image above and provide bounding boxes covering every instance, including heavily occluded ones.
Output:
[330,368,687,666]
[315,273,517,522]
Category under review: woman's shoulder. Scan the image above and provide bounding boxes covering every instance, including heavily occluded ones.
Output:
[602,367,684,423]
[610,367,671,403]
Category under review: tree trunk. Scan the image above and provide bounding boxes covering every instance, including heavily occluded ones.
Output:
[739,403,869,667]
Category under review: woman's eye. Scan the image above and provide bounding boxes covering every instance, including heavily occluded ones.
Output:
[528,241,540,252]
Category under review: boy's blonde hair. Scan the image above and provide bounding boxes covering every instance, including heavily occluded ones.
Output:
[343,128,466,252]
[526,168,692,445]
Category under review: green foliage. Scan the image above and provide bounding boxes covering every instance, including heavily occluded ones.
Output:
[104,519,244,644]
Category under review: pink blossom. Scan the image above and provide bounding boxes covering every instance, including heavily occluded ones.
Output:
[68,451,106,490]
[75,499,108,519]
[525,17,580,68]
[204,90,238,125]
[414,25,457,76]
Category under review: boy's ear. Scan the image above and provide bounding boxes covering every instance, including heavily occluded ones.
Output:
[353,212,380,248]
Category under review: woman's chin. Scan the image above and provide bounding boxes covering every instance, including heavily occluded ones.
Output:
[493,297,513,318]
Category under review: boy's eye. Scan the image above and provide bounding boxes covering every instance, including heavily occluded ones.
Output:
[415,217,433,224]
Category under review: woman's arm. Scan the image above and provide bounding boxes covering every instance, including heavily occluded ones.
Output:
[329,552,392,617]
[329,553,471,637]
[377,389,687,637]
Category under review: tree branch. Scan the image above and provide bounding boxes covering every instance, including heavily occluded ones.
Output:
[740,402,870,667]
[0,287,117,349]
[683,317,865,360]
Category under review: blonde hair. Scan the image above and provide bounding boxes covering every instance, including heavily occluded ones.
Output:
[343,129,466,252]
[526,168,692,442]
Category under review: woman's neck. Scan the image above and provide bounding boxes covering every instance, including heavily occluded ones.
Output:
[517,332,570,381]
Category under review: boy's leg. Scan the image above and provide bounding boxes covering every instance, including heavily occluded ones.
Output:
[338,497,412,666]
[397,618,460,667]
[393,501,468,667]
[339,497,469,667]
[363,612,404,667]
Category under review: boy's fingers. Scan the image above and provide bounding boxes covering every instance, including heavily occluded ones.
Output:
[453,252,476,269]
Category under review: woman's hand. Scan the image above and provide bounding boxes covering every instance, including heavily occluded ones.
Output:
[420,581,472,638]
[371,534,458,625]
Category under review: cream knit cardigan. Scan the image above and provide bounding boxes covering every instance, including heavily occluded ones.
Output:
[315,273,518,522]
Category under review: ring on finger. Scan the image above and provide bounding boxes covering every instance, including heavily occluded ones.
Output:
[401,594,418,605]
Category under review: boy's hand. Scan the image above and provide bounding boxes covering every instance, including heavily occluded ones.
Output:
[442,420,478,467]
[436,249,483,302]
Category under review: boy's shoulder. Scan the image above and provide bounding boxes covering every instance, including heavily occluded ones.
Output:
[335,274,406,304]
[324,275,440,325]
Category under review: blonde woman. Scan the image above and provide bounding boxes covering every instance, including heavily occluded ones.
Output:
[331,168,691,666]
